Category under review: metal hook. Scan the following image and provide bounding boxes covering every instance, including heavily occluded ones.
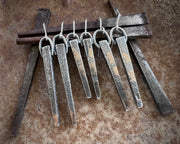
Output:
[73,20,75,37]
[85,19,87,33]
[43,23,48,40]
[116,14,121,30]
[99,18,102,30]
[60,22,64,36]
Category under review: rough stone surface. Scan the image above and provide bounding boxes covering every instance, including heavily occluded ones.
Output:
[0,0,179,143]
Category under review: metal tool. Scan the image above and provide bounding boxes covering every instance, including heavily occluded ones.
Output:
[67,21,92,99]
[93,19,129,111]
[110,14,143,108]
[80,19,101,99]
[53,22,76,124]
[11,9,51,137]
[39,24,60,127]
[108,0,175,115]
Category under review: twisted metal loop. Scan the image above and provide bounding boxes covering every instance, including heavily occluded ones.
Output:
[52,22,68,54]
[39,23,53,55]
[80,19,93,46]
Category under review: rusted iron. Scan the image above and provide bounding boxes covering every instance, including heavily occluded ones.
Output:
[40,45,60,127]
[82,38,101,99]
[99,40,129,111]
[18,12,149,38]
[55,43,76,124]
[116,36,143,108]
[69,39,92,99]
[129,41,175,115]
[16,25,152,45]
[11,9,51,137]
[108,0,174,115]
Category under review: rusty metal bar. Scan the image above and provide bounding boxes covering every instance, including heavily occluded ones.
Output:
[16,25,152,45]
[18,12,149,38]
[70,39,92,99]
[56,44,76,124]
[11,9,51,137]
[83,38,101,99]
[99,40,129,111]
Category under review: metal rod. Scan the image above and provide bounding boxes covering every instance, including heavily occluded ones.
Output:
[83,38,101,99]
[41,45,60,126]
[56,44,76,124]
[18,12,149,38]
[70,39,92,99]
[16,25,152,45]
[116,36,143,108]
[99,40,129,111]
[129,41,175,115]
[11,8,51,137]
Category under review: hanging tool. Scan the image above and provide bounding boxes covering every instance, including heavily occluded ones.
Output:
[110,14,143,108]
[93,18,129,111]
[53,22,76,124]
[39,24,60,127]
[80,19,101,99]
[67,21,92,99]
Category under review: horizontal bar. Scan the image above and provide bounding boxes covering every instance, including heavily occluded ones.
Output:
[16,25,152,45]
[18,12,149,38]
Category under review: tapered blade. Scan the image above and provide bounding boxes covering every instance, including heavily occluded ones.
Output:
[116,36,143,108]
[56,44,76,124]
[83,38,101,99]
[70,39,92,99]
[99,40,129,111]
[41,46,60,126]
[129,40,175,115]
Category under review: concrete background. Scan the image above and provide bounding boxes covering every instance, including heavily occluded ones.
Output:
[0,0,179,143]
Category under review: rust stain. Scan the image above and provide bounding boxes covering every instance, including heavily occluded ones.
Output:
[70,110,76,125]
[53,114,59,127]
[122,52,131,63]
[107,52,114,65]
[89,62,97,74]
[88,48,94,58]
[128,70,136,82]
[72,47,81,62]
[113,66,119,76]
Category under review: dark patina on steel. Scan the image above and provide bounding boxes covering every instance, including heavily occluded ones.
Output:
[41,45,60,127]
[70,39,92,99]
[116,36,143,108]
[99,40,129,111]
[55,43,76,124]
[129,41,175,115]
[83,38,101,99]
[11,8,51,137]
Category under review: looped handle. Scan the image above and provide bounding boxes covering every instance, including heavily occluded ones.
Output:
[52,22,68,54]
[110,26,127,44]
[66,33,80,47]
[39,23,54,55]
[39,36,54,55]
[53,34,68,54]
[80,19,93,46]
[93,29,111,48]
